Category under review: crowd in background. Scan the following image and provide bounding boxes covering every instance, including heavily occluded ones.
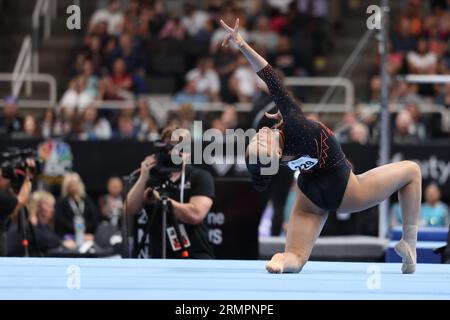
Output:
[337,0,450,145]
[0,0,449,144]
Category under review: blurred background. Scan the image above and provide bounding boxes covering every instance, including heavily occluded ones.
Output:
[0,0,449,263]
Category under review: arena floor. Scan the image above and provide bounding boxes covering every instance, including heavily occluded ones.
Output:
[0,258,449,299]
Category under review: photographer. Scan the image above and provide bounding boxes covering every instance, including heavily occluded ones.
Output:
[126,126,215,259]
[0,158,34,256]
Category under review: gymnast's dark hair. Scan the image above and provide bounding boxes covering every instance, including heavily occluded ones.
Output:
[246,160,272,192]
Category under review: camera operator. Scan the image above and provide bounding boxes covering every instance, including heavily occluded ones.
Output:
[0,158,34,256]
[126,125,215,259]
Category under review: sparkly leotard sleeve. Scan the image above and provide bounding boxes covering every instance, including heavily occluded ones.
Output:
[257,64,347,173]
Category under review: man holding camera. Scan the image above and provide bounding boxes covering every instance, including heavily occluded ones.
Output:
[126,126,215,259]
[0,158,35,256]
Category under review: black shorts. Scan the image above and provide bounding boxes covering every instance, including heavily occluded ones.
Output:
[297,160,351,212]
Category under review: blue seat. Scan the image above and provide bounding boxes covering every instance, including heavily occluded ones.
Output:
[390,226,448,242]
[386,240,447,263]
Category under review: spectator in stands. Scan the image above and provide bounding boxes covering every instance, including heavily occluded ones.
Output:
[229,55,266,102]
[59,76,96,110]
[78,106,112,140]
[134,100,159,141]
[388,42,404,75]
[55,172,99,240]
[159,14,186,40]
[220,105,238,130]
[423,1,449,39]
[0,96,23,137]
[428,25,447,57]
[249,15,279,54]
[111,57,134,94]
[435,83,450,108]
[402,0,423,36]
[177,104,196,130]
[297,0,332,58]
[123,0,141,36]
[41,108,64,139]
[147,0,169,38]
[404,100,427,139]
[212,44,240,102]
[392,182,449,228]
[407,38,438,74]
[7,191,77,256]
[367,75,381,104]
[98,76,126,101]
[390,81,422,106]
[114,113,136,139]
[348,122,370,145]
[89,0,124,36]
[334,111,358,142]
[420,183,449,227]
[98,176,123,221]
[165,112,182,129]
[393,109,424,144]
[391,17,417,54]
[181,2,210,39]
[186,57,221,102]
[210,116,226,133]
[16,115,40,139]
[269,35,302,76]
[173,79,209,104]
[110,33,144,74]
[80,60,99,98]
[83,36,106,74]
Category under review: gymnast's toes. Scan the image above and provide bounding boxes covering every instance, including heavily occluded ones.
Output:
[266,261,283,274]
[266,253,285,274]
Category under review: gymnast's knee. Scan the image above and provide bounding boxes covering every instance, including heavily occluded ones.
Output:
[402,160,422,182]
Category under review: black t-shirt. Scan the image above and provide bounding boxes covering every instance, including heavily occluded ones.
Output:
[0,191,17,220]
[134,166,215,259]
[0,191,18,256]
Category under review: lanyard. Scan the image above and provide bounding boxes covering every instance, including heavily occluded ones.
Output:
[68,198,85,217]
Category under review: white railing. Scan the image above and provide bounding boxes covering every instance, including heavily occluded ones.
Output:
[0,73,57,107]
[285,76,355,112]
[400,74,450,84]
[11,36,32,98]
[32,0,56,73]
[358,102,450,132]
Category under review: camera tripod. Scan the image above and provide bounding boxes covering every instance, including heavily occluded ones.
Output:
[18,206,42,257]
[156,180,190,259]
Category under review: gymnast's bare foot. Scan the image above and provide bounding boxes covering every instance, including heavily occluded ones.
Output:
[266,252,303,274]
[394,239,417,274]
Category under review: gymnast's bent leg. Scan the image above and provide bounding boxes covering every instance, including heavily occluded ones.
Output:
[266,190,328,273]
[338,160,422,274]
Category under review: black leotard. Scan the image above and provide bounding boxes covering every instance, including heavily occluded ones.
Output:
[257,64,347,174]
[256,64,351,211]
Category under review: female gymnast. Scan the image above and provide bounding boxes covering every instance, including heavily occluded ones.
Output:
[220,18,421,274]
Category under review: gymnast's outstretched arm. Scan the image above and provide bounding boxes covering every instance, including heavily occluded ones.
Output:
[220,19,302,120]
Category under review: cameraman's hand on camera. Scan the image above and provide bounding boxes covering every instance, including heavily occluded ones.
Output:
[24,158,36,180]
[139,155,156,182]
[126,155,157,216]
[15,158,35,209]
